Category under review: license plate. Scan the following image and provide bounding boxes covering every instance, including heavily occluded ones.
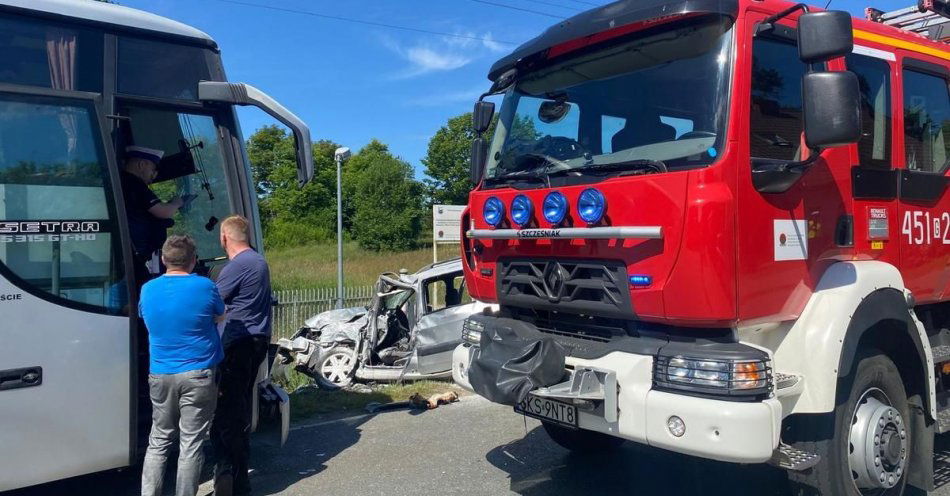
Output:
[515,395,578,427]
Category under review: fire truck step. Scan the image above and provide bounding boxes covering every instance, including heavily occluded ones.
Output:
[936,392,950,434]
[931,344,950,364]
[774,372,801,389]
[769,443,821,471]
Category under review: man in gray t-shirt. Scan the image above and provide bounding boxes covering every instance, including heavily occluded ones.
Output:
[210,215,271,496]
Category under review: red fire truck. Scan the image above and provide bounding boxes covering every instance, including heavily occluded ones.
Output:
[453,0,950,493]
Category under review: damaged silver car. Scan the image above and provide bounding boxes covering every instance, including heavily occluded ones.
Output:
[274,258,490,389]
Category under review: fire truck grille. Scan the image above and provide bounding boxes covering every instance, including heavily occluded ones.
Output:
[496,258,633,318]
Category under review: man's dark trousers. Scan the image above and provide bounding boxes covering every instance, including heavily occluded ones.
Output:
[211,335,268,495]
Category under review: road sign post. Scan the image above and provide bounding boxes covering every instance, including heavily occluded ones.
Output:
[432,205,465,263]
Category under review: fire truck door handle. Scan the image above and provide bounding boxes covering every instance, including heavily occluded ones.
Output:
[0,366,42,391]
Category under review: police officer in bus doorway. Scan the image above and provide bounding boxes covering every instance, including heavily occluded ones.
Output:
[211,215,272,496]
[121,146,195,282]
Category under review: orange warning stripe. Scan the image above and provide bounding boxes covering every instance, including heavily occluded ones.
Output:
[853,29,950,61]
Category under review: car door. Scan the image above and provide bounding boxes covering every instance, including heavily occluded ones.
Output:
[0,92,132,491]
[414,273,486,374]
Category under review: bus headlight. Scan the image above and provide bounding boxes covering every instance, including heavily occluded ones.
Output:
[653,355,772,398]
[462,317,484,345]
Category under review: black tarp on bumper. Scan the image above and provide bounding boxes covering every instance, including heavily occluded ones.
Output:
[467,316,567,406]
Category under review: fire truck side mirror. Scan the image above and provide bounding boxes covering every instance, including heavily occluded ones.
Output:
[473,101,495,134]
[798,11,853,63]
[471,137,488,186]
[803,71,862,148]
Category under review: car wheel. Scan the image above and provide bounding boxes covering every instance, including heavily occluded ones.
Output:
[314,346,358,391]
[787,350,910,496]
[541,421,624,453]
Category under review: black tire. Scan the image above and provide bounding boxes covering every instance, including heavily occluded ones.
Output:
[542,421,625,453]
[312,345,358,391]
[787,350,910,496]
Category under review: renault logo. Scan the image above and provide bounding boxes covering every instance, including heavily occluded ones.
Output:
[541,262,569,302]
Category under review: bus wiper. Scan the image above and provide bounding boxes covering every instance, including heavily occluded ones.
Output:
[576,159,668,175]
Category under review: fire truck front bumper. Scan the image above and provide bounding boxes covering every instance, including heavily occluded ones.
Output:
[452,316,782,464]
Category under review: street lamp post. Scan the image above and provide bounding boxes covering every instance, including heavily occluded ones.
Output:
[333,147,351,309]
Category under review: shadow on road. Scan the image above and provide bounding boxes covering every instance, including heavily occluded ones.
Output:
[489,428,950,496]
[486,425,787,496]
[3,411,371,496]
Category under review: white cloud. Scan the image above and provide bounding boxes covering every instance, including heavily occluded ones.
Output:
[405,47,472,74]
[407,85,487,107]
[481,33,507,53]
[383,29,508,80]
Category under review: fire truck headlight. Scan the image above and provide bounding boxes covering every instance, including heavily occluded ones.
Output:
[542,191,568,224]
[653,354,772,399]
[510,195,533,227]
[577,188,606,224]
[462,317,485,345]
[483,197,505,227]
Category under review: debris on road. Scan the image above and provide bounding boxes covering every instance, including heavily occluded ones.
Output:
[365,390,460,413]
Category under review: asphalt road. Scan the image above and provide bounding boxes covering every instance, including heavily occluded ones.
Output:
[10,395,950,496]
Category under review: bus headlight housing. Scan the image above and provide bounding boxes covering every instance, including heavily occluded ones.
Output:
[653,354,772,399]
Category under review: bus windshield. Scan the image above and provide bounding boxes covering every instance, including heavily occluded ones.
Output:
[485,15,734,182]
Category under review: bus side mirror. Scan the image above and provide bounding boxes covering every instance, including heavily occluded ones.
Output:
[471,137,488,186]
[803,71,861,148]
[473,101,495,134]
[198,81,314,186]
[798,11,853,63]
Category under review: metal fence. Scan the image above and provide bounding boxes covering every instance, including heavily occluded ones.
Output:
[272,286,375,341]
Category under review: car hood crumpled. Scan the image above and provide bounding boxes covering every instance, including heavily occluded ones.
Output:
[303,306,369,345]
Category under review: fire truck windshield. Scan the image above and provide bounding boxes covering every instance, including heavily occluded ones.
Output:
[486,15,734,183]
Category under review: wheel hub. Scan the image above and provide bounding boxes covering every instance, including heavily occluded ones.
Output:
[321,351,354,384]
[848,388,907,492]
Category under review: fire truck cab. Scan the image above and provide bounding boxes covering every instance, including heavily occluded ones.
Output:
[454,0,950,493]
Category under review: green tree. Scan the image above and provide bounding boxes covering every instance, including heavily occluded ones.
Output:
[350,143,423,251]
[246,125,340,247]
[421,113,489,206]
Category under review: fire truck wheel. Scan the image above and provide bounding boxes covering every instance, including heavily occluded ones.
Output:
[787,350,910,496]
[541,421,624,453]
[313,346,358,391]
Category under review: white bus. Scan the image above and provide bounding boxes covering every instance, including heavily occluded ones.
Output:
[0,0,311,490]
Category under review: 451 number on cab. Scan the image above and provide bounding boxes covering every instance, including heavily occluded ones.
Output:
[902,210,950,245]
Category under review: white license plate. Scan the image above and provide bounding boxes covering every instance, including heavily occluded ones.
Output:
[515,395,578,427]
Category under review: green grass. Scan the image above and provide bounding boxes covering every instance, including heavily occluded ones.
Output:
[265,241,459,290]
[279,369,464,421]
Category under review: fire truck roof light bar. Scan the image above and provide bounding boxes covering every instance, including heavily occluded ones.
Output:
[466,226,662,240]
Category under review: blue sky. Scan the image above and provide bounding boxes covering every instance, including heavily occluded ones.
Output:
[119,0,907,178]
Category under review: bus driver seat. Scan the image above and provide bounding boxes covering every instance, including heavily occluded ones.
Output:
[611,113,676,152]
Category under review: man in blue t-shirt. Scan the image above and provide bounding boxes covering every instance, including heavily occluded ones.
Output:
[139,234,225,496]
[211,215,272,496]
